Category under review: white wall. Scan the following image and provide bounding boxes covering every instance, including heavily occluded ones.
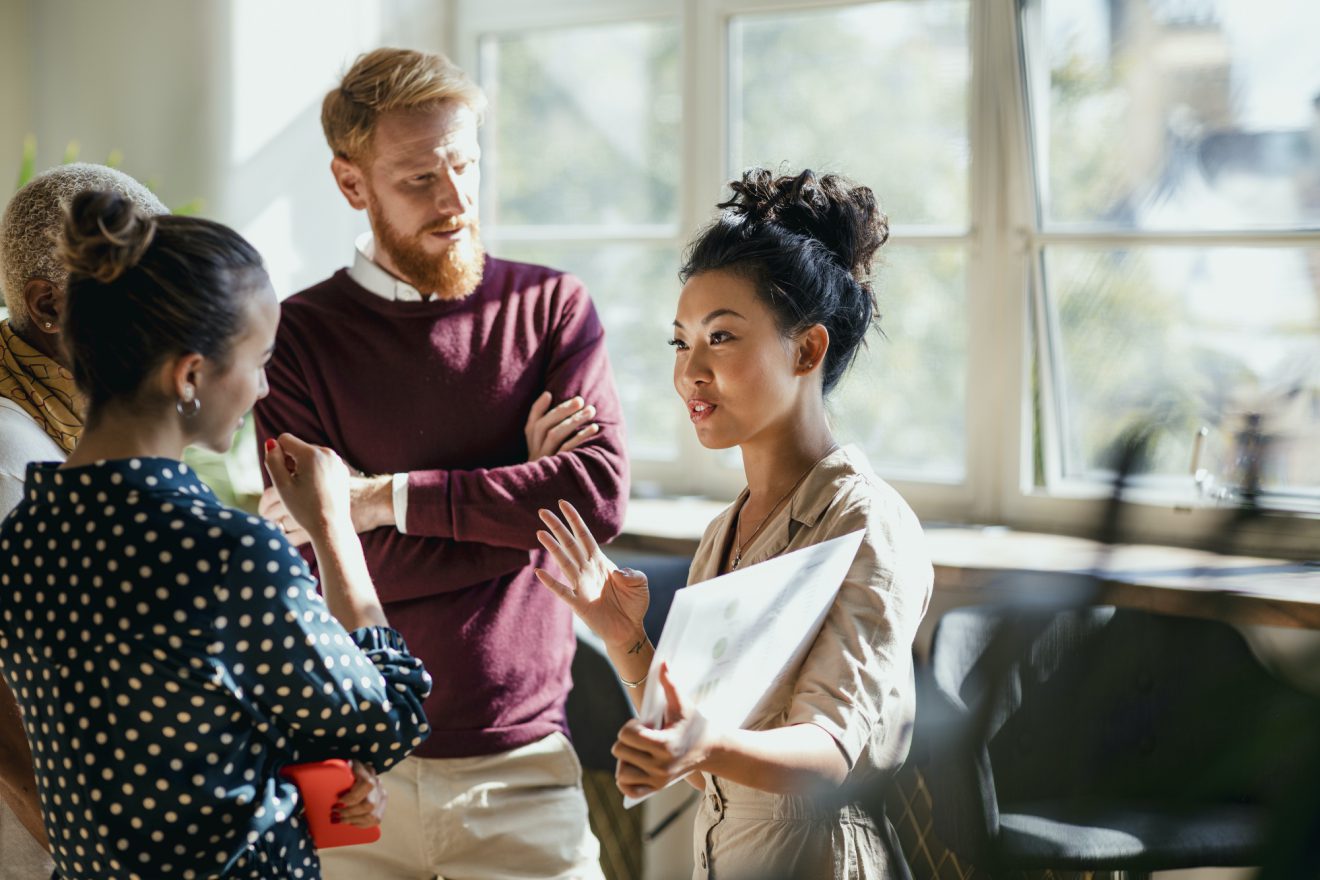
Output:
[0,0,32,192]
[25,0,223,211]
[6,0,455,299]
[214,0,454,297]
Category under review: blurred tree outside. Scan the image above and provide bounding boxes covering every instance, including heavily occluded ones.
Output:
[1038,0,1320,495]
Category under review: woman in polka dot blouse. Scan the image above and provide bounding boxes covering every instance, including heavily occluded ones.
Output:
[0,191,432,879]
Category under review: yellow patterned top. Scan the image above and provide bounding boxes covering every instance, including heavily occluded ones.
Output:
[0,319,82,454]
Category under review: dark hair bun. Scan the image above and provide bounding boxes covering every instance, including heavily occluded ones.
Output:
[719,168,889,286]
[60,189,157,284]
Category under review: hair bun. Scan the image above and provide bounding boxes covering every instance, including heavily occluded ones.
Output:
[720,168,889,285]
[60,189,157,284]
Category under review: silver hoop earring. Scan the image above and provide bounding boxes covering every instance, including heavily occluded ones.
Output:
[177,387,201,418]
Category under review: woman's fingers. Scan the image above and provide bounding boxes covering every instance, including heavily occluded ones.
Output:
[614,758,660,799]
[616,759,661,788]
[614,721,682,777]
[534,569,586,614]
[609,738,658,771]
[335,761,385,827]
[557,499,602,558]
[657,661,690,728]
[337,768,372,807]
[535,529,580,583]
[617,718,671,751]
[263,438,293,493]
[537,508,588,569]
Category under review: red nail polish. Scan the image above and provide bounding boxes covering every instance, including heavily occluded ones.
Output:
[265,438,277,452]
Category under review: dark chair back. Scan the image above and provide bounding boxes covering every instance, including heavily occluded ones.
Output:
[933,605,1297,810]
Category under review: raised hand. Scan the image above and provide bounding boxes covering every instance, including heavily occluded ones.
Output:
[534,499,649,650]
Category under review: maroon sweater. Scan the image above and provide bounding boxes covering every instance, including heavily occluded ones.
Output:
[254,257,629,758]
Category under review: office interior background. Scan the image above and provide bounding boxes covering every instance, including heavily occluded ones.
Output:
[1,1,1318,878]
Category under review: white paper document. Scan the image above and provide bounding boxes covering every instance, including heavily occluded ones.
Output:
[623,529,865,808]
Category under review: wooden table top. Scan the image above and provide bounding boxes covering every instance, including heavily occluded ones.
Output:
[618,500,1320,628]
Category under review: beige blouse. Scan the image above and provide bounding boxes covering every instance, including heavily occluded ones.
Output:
[686,445,932,880]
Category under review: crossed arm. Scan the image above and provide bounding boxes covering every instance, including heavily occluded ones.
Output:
[260,391,603,547]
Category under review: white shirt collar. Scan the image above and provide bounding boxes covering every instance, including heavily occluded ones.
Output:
[348,233,438,302]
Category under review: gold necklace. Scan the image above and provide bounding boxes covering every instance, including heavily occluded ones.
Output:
[730,445,839,570]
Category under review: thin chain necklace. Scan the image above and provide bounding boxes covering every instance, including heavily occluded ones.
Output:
[730,445,839,570]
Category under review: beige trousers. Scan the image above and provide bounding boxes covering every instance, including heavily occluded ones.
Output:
[0,798,50,880]
[318,732,604,880]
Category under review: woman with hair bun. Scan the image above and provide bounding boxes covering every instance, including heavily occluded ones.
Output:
[0,191,432,878]
[537,169,933,878]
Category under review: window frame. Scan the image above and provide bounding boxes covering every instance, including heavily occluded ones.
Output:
[1012,0,1320,555]
[451,0,1320,558]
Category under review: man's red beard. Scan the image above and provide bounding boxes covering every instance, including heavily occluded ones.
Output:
[367,195,485,300]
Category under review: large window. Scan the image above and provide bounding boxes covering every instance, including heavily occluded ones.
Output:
[476,17,684,473]
[457,0,1320,552]
[1024,0,1320,516]
[729,1,970,481]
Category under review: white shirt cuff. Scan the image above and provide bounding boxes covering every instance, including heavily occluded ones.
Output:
[392,472,410,534]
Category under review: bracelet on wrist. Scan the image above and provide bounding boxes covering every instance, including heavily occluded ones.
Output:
[619,670,649,689]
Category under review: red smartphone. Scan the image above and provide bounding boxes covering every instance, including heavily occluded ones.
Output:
[279,759,381,849]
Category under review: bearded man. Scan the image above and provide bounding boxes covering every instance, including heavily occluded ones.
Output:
[254,48,627,880]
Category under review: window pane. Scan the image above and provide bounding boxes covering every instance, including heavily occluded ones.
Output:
[1030,0,1320,230]
[493,242,683,462]
[479,21,680,227]
[729,1,970,227]
[832,246,967,481]
[1044,246,1320,497]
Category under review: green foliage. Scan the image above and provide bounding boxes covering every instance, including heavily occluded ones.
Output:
[15,134,35,190]
[184,420,262,514]
[12,134,201,216]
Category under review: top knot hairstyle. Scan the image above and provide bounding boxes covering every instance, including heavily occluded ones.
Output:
[59,190,158,284]
[680,168,889,394]
[60,190,267,419]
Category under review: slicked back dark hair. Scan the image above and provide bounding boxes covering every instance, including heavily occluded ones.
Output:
[60,190,267,420]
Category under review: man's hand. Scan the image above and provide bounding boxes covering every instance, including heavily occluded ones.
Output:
[260,472,395,546]
[524,391,599,461]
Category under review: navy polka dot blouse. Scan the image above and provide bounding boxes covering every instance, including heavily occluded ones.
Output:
[0,458,432,879]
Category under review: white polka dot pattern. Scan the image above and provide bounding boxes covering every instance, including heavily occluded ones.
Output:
[0,458,433,879]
